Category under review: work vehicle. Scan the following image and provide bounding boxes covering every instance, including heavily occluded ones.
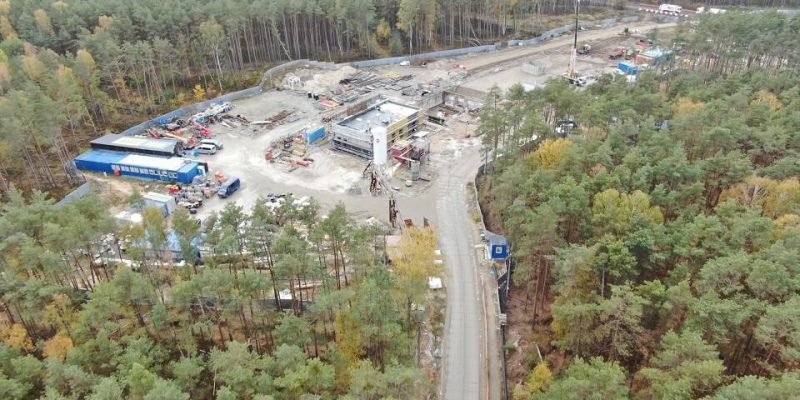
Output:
[609,47,627,60]
[196,143,218,155]
[200,139,223,150]
[577,44,591,55]
[218,177,240,198]
[658,3,682,13]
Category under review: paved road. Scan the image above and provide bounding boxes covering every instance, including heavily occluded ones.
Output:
[434,145,491,400]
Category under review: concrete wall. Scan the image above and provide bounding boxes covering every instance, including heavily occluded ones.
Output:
[349,44,499,68]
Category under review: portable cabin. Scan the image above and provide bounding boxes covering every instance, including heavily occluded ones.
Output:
[485,232,509,260]
[74,150,203,183]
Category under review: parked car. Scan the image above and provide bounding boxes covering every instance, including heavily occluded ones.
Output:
[200,139,223,150]
[218,177,240,198]
[196,143,217,155]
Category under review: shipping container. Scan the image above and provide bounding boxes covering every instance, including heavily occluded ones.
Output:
[74,150,203,183]
[304,126,326,144]
[618,62,639,75]
[90,134,182,157]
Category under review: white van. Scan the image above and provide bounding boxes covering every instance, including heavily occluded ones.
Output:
[196,143,217,155]
[658,4,682,13]
[200,139,223,150]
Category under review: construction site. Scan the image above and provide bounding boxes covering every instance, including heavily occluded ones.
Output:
[73,18,675,225]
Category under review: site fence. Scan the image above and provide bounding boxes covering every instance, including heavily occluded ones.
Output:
[55,180,93,207]
[471,164,511,400]
[117,86,264,137]
[349,44,499,68]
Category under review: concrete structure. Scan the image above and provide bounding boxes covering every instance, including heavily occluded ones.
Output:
[91,134,182,157]
[74,150,204,183]
[372,127,388,165]
[330,99,420,159]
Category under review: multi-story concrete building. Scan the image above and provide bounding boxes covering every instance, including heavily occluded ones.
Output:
[330,99,420,159]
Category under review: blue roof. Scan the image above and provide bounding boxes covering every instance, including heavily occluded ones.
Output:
[75,149,128,164]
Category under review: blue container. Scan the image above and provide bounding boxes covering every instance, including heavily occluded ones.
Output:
[305,126,326,144]
[618,62,638,75]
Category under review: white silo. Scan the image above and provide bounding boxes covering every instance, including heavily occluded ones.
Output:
[372,127,388,166]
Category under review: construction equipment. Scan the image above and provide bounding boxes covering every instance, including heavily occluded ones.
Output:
[619,26,631,36]
[577,44,591,55]
[564,0,583,86]
[608,46,627,60]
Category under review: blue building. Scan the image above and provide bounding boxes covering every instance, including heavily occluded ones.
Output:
[74,150,204,183]
[486,232,509,260]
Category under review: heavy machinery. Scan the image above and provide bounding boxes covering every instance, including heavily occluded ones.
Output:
[608,46,627,60]
[577,44,591,55]
[563,0,590,87]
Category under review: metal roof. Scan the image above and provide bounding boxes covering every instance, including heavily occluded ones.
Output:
[120,154,195,172]
[485,232,508,246]
[75,149,127,164]
[91,134,179,152]
[143,192,174,203]
[641,47,671,58]
[75,150,198,173]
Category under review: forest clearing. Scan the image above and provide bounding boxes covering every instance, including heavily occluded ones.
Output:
[2,0,799,399]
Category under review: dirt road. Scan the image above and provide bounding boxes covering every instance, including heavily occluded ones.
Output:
[461,20,678,73]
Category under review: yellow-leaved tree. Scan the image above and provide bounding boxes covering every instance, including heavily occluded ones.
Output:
[392,226,441,333]
[721,176,800,219]
[192,84,206,101]
[2,323,33,351]
[42,333,73,360]
[673,97,705,115]
[526,138,572,170]
[514,362,554,399]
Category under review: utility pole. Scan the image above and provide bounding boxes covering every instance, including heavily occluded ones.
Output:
[567,0,580,79]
